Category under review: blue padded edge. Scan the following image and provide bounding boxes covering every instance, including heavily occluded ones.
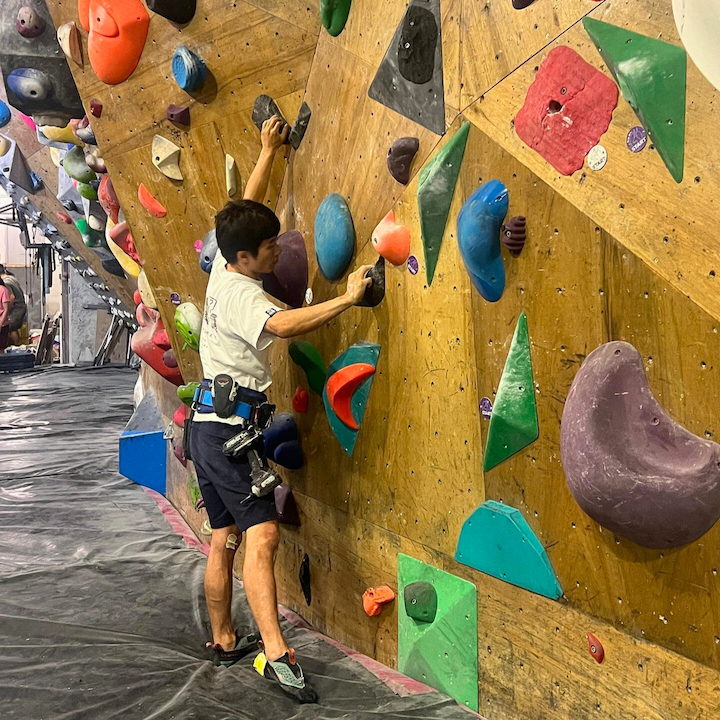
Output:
[119,430,167,496]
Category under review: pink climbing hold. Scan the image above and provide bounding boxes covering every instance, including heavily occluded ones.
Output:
[292,386,309,414]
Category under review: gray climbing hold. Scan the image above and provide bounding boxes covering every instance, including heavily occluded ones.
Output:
[289,102,311,150]
[252,94,288,134]
[387,136,419,184]
[147,0,196,24]
[403,581,437,623]
[358,257,385,308]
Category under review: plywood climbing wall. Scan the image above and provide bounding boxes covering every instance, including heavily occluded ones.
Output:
[38,0,720,718]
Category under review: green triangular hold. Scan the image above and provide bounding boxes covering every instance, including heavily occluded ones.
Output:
[583,17,687,183]
[289,341,327,395]
[417,121,470,285]
[483,312,538,471]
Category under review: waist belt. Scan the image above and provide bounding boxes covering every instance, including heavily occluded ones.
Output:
[193,379,268,421]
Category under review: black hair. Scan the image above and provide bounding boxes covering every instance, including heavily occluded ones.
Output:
[215,200,280,264]
[0,276,5,287]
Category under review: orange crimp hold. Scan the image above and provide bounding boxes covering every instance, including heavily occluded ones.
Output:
[325,363,376,430]
[138,183,168,218]
[362,586,396,617]
[371,210,410,266]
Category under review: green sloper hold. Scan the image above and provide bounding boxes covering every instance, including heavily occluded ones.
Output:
[289,341,327,396]
[322,341,380,455]
[320,0,352,36]
[455,500,562,600]
[76,219,105,249]
[77,182,98,201]
[398,554,478,712]
[483,311,538,471]
[178,382,200,407]
[62,145,97,184]
[417,121,470,285]
[583,17,687,183]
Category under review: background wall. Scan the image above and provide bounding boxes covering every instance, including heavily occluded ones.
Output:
[40,1,720,718]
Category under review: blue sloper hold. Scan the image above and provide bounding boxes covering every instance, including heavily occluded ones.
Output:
[455,500,562,599]
[263,412,304,470]
[172,46,207,92]
[0,100,10,128]
[199,228,217,273]
[314,193,355,280]
[457,180,508,302]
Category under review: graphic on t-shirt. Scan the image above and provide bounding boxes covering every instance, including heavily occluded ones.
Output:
[204,296,218,335]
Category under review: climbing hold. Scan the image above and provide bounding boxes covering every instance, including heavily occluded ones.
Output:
[147,0,196,24]
[673,0,720,93]
[418,121,469,285]
[98,176,120,223]
[62,146,97,184]
[88,214,104,232]
[583,18,687,183]
[0,101,10,129]
[137,268,158,309]
[515,46,618,177]
[403,581,437,623]
[502,216,526,256]
[177,382,199,407]
[79,0,150,85]
[56,212,73,225]
[0,136,8,158]
[320,0,352,36]
[368,0,445,134]
[172,45,207,92]
[288,102,311,150]
[173,403,189,428]
[362,586,395,617]
[455,500,562,599]
[16,6,45,38]
[387,137,419,185]
[138,183,167,218]
[90,100,103,118]
[326,363,377,430]
[358,257,385,308]
[299,553,311,606]
[484,312,538,471]
[314,193,355,280]
[252,95,288,136]
[102,257,125,277]
[163,349,178,369]
[77,182,98,201]
[513,0,539,7]
[457,180,508,302]
[85,151,106,174]
[57,21,83,66]
[152,135,183,181]
[199,229,217,273]
[7,68,52,103]
[289,341,326,396]
[76,219,104,248]
[174,302,202,351]
[132,304,183,385]
[561,341,720,548]
[587,632,604,664]
[275,484,301,526]
[260,230,308,308]
[166,104,190,126]
[109,221,140,265]
[398,554,478,712]
[263,412,300,461]
[41,122,83,147]
[292,387,309,414]
[371,210,410,266]
[225,153,239,197]
[323,342,380,455]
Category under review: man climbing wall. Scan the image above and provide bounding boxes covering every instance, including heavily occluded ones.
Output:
[189,116,372,703]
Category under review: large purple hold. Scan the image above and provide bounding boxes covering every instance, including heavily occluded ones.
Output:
[561,341,720,548]
[261,230,308,308]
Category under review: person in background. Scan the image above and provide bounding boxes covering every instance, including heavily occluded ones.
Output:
[0,276,12,353]
[0,264,26,346]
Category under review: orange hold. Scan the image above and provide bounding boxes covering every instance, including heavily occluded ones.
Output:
[587,632,604,663]
[362,586,396,617]
[371,210,410,266]
[78,0,150,86]
[133,289,142,306]
[326,363,376,430]
[138,183,167,218]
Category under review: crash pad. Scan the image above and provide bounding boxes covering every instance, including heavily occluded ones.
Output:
[314,193,355,280]
[583,18,686,183]
[398,554,478,712]
[483,312,538,471]
[417,121,469,285]
[371,210,410,266]
[457,180,508,302]
[320,0,352,37]
[260,230,308,308]
[455,500,562,599]
[561,341,720,548]
[368,0,445,134]
[323,342,380,455]
[289,341,326,395]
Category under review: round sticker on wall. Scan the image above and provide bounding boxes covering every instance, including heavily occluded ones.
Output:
[407,255,419,275]
[626,126,648,153]
[305,287,314,305]
[587,144,608,171]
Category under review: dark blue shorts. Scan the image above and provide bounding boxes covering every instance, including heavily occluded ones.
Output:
[190,421,277,532]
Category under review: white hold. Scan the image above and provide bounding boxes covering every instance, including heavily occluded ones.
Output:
[225,153,239,197]
[673,0,720,92]
[151,135,183,181]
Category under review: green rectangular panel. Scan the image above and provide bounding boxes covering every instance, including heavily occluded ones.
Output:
[398,554,478,712]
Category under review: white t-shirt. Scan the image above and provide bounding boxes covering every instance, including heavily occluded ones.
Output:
[194,249,283,426]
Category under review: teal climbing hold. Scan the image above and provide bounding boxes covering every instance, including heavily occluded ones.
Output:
[483,311,538,471]
[455,500,562,600]
[417,121,470,285]
[583,17,687,183]
[314,193,355,280]
[323,341,380,456]
[289,341,327,395]
[320,0,352,36]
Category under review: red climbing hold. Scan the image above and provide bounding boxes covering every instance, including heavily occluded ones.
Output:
[56,212,73,225]
[133,289,142,306]
[362,586,396,617]
[131,304,183,385]
[587,632,604,663]
[98,175,120,224]
[90,99,103,118]
[292,386,309,414]
[325,363,376,430]
[109,221,141,265]
[138,183,167,218]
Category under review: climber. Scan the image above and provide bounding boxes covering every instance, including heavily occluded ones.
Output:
[0,265,27,346]
[190,114,372,703]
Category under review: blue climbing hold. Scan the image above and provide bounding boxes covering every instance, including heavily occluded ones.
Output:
[457,180,508,302]
[199,228,218,273]
[0,100,11,128]
[263,412,303,469]
[172,46,207,92]
[314,193,355,280]
[455,500,562,600]
[7,68,52,102]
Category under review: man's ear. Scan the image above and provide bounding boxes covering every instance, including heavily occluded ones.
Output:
[236,250,251,264]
